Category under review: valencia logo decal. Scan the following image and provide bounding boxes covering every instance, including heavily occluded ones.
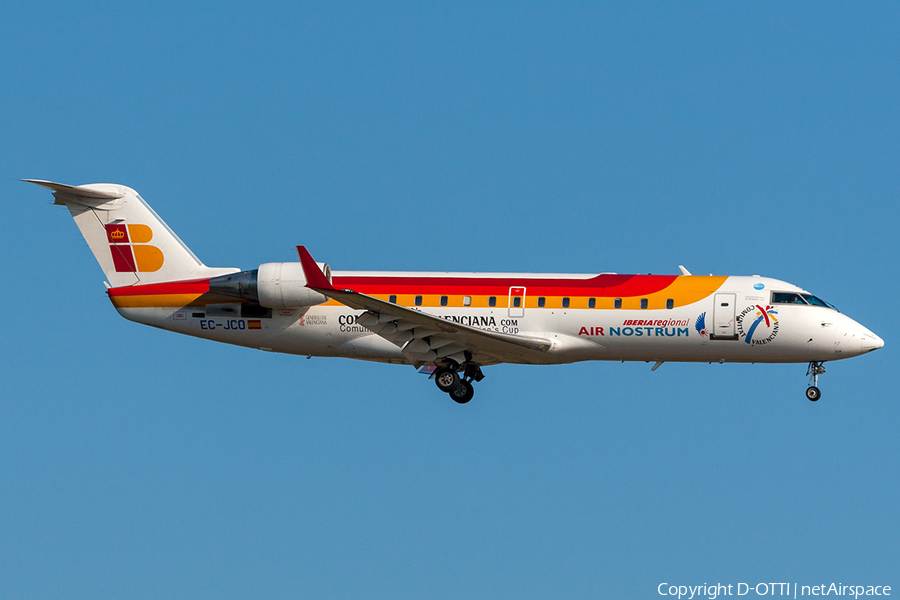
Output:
[736,304,779,346]
[104,224,164,273]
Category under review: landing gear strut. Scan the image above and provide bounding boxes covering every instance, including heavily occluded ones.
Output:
[806,361,825,402]
[433,362,484,404]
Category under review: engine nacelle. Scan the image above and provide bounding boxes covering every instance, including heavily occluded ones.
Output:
[257,262,330,309]
[208,262,331,309]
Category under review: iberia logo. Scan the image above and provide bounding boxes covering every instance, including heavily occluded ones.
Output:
[736,304,779,346]
[105,224,164,273]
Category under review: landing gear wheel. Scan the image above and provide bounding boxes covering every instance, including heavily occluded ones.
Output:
[806,386,821,402]
[449,380,474,404]
[434,367,460,393]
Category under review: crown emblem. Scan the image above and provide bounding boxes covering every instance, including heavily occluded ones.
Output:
[110,229,126,240]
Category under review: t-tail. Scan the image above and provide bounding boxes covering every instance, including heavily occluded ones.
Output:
[25,180,236,286]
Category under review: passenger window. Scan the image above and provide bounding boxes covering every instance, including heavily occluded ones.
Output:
[666,299,674,309]
[588,298,596,308]
[389,295,397,304]
[640,298,648,309]
[513,297,521,308]
[463,296,471,306]
[489,296,496,307]
[538,297,545,307]
[440,296,448,306]
[562,297,570,308]
[614,298,622,309]
[415,295,423,306]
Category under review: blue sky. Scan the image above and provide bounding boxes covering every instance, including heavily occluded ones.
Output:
[2,2,897,598]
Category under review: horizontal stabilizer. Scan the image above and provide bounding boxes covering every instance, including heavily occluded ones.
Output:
[23,179,124,201]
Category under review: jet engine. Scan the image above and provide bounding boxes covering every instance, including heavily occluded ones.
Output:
[209,262,331,309]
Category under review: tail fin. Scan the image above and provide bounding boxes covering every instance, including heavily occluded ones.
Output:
[26,180,236,287]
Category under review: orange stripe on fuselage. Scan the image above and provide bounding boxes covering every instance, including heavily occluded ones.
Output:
[110,294,207,308]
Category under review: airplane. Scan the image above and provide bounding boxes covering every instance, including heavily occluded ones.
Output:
[26,179,884,404]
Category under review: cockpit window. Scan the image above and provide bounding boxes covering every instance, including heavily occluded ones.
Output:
[772,292,806,304]
[771,291,838,311]
[802,294,838,310]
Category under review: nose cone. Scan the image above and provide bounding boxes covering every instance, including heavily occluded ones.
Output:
[861,330,884,353]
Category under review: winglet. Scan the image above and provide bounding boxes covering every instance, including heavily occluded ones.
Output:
[678,265,692,276]
[297,246,336,291]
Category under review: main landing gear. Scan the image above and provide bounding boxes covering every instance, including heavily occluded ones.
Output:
[433,363,484,404]
[806,361,826,402]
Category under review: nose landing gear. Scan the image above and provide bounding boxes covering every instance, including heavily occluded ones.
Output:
[806,361,826,401]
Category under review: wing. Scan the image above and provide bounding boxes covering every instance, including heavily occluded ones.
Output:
[297,246,553,367]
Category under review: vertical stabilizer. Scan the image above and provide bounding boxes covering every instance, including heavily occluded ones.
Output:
[25,180,236,287]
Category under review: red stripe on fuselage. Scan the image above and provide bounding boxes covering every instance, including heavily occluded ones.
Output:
[333,274,678,298]
[107,278,211,297]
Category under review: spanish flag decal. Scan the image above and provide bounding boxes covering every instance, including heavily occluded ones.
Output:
[248,320,262,330]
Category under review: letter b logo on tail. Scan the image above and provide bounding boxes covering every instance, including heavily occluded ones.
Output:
[105,224,164,272]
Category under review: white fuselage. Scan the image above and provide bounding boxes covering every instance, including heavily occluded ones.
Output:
[115,275,882,367]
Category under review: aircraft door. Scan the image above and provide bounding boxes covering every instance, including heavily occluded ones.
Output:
[509,287,526,318]
[711,293,738,340]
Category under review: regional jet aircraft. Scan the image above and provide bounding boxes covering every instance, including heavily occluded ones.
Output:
[27,180,883,404]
